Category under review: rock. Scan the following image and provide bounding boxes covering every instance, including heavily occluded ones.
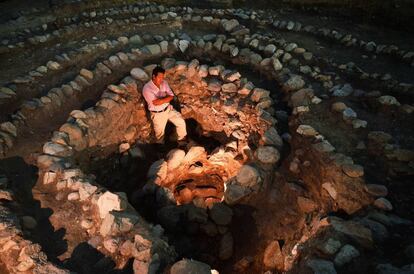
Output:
[43,142,73,157]
[166,149,186,170]
[67,192,80,201]
[290,88,314,107]
[327,217,373,248]
[187,206,208,223]
[365,184,388,197]
[255,146,280,165]
[130,68,149,81]
[251,88,270,102]
[262,127,283,148]
[297,196,318,213]
[46,61,61,70]
[296,125,318,137]
[263,240,284,269]
[306,259,337,274]
[222,19,239,32]
[264,44,277,56]
[0,122,17,137]
[283,75,305,92]
[373,198,393,211]
[103,238,119,253]
[21,216,37,229]
[170,259,211,274]
[224,71,241,82]
[178,40,190,52]
[145,44,161,55]
[132,260,149,274]
[129,35,143,45]
[378,95,401,106]
[209,203,233,225]
[236,165,260,187]
[59,123,87,150]
[209,65,224,76]
[97,191,128,218]
[157,206,184,231]
[100,211,139,236]
[80,68,93,81]
[318,238,342,255]
[221,83,237,93]
[358,218,389,242]
[342,164,364,177]
[271,57,283,71]
[147,159,168,180]
[219,232,234,260]
[332,84,353,97]
[119,143,130,153]
[352,119,367,129]
[303,52,313,60]
[331,102,347,112]
[79,183,98,201]
[183,146,206,164]
[224,184,250,205]
[334,244,360,266]
[342,107,357,121]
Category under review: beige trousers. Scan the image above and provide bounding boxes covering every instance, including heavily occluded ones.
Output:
[150,106,187,143]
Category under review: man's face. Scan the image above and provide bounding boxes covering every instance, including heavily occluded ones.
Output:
[152,72,164,87]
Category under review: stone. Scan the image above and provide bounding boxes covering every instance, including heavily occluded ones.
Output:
[97,191,128,218]
[147,159,168,181]
[170,259,211,274]
[331,84,353,97]
[271,57,283,71]
[251,88,270,102]
[166,149,186,170]
[59,123,87,150]
[306,259,337,274]
[130,68,149,81]
[297,196,318,213]
[262,127,283,148]
[80,68,93,81]
[43,142,73,157]
[296,125,318,137]
[255,146,280,165]
[283,75,305,92]
[219,232,233,260]
[224,184,249,205]
[221,83,237,93]
[21,216,37,229]
[104,238,119,253]
[328,217,373,247]
[365,184,388,197]
[378,95,400,106]
[145,44,161,55]
[129,34,143,45]
[342,107,357,121]
[67,192,80,201]
[46,61,61,70]
[79,183,98,201]
[342,164,364,177]
[187,206,208,224]
[318,238,342,255]
[183,146,206,164]
[178,40,190,52]
[263,240,284,269]
[264,44,277,56]
[209,203,233,226]
[373,198,393,211]
[157,206,184,231]
[352,119,367,129]
[331,102,347,112]
[290,88,314,107]
[334,244,360,266]
[236,165,260,187]
[119,143,130,153]
[222,19,239,32]
[100,211,139,236]
[0,122,17,137]
[209,65,224,76]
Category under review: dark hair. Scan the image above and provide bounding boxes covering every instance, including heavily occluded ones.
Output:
[152,66,165,78]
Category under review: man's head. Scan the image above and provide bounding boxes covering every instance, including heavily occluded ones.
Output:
[152,66,165,87]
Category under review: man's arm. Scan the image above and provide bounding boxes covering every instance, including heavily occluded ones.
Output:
[153,96,173,105]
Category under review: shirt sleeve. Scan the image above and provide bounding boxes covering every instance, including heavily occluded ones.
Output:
[162,81,174,97]
[142,84,156,106]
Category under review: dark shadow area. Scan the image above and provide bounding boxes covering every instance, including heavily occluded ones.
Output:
[62,242,133,274]
[0,156,68,265]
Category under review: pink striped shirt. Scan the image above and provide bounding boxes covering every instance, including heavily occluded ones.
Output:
[142,80,174,111]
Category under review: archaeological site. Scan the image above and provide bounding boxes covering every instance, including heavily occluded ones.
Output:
[0,0,413,273]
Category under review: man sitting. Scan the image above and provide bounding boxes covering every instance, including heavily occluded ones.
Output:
[142,66,187,146]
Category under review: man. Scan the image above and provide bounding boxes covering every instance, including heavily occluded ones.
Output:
[142,66,187,145]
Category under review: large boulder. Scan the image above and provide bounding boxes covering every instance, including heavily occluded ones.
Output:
[170,259,211,274]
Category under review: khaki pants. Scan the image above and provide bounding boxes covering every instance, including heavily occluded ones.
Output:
[150,106,187,143]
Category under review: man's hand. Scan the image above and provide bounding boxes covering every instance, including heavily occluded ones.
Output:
[153,95,174,106]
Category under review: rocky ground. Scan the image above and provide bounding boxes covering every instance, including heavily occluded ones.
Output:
[0,1,413,274]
